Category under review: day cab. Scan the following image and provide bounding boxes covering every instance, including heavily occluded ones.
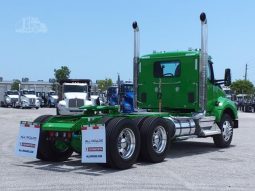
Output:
[138,50,238,127]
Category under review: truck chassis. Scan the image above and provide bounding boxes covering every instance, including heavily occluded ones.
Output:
[33,105,237,169]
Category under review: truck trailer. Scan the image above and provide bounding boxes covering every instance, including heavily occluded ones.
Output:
[18,13,238,169]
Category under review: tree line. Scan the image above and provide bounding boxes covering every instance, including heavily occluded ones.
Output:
[11,66,113,92]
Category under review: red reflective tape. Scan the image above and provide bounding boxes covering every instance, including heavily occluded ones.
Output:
[49,131,54,137]
[24,123,30,127]
[67,132,72,139]
[93,125,99,129]
[34,124,40,128]
[81,126,87,130]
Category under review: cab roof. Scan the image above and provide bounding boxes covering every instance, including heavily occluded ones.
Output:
[140,50,200,60]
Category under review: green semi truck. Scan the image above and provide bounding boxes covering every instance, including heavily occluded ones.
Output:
[24,13,238,169]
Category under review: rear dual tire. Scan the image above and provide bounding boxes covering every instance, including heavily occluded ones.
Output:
[102,117,173,168]
[34,115,172,168]
[105,117,140,169]
[139,117,173,163]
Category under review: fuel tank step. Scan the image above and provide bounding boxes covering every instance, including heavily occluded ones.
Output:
[199,129,221,137]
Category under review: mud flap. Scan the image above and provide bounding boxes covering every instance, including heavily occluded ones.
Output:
[15,121,40,158]
[81,124,106,163]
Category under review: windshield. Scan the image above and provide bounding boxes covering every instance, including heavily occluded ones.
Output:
[63,85,87,93]
[48,91,56,95]
[91,91,98,96]
[107,87,117,96]
[23,90,35,95]
[7,91,19,95]
[224,90,232,95]
[121,84,133,93]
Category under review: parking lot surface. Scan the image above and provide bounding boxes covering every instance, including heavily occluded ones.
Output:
[0,108,254,191]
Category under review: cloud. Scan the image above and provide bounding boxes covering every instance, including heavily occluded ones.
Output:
[16,17,48,34]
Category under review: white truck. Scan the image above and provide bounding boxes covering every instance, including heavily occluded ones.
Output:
[47,91,59,107]
[56,79,98,115]
[19,89,40,109]
[2,90,19,107]
[222,86,234,100]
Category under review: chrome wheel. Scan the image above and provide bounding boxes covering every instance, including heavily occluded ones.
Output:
[152,126,167,154]
[222,120,233,142]
[117,128,136,160]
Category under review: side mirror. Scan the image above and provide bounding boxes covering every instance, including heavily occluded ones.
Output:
[224,68,231,86]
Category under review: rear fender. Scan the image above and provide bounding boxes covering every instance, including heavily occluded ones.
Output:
[41,115,104,132]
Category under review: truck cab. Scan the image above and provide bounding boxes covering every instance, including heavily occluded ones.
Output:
[119,82,134,113]
[57,79,94,115]
[107,86,118,106]
[236,94,255,112]
[107,83,134,112]
[47,91,58,107]
[35,92,46,107]
[4,90,19,107]
[19,89,40,109]
[222,86,236,101]
[138,51,237,122]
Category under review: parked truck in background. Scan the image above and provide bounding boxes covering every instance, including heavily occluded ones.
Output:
[106,85,118,106]
[119,82,134,113]
[222,86,235,101]
[23,13,238,169]
[47,91,58,107]
[236,94,255,112]
[1,90,19,107]
[107,82,134,112]
[56,79,97,115]
[36,92,47,108]
[19,89,40,109]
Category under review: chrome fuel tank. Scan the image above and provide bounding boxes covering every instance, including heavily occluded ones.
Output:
[165,117,196,137]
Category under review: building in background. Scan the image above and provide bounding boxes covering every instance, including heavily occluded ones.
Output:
[0,79,53,102]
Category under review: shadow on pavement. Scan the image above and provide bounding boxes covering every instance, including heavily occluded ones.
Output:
[166,140,235,159]
[14,154,134,176]
[13,141,236,175]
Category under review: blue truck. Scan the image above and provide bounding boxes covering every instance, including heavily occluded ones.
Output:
[107,82,134,113]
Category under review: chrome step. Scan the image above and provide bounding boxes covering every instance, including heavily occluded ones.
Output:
[199,129,221,137]
[199,116,215,129]
[175,135,198,141]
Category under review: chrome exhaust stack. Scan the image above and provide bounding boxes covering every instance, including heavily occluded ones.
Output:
[193,13,221,136]
[132,21,139,109]
[199,12,208,112]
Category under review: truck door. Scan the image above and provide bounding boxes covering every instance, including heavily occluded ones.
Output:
[154,56,199,111]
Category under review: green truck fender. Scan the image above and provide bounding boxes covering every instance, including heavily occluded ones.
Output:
[212,96,238,128]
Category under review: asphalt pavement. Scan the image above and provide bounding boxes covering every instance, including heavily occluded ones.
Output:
[0,108,254,191]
